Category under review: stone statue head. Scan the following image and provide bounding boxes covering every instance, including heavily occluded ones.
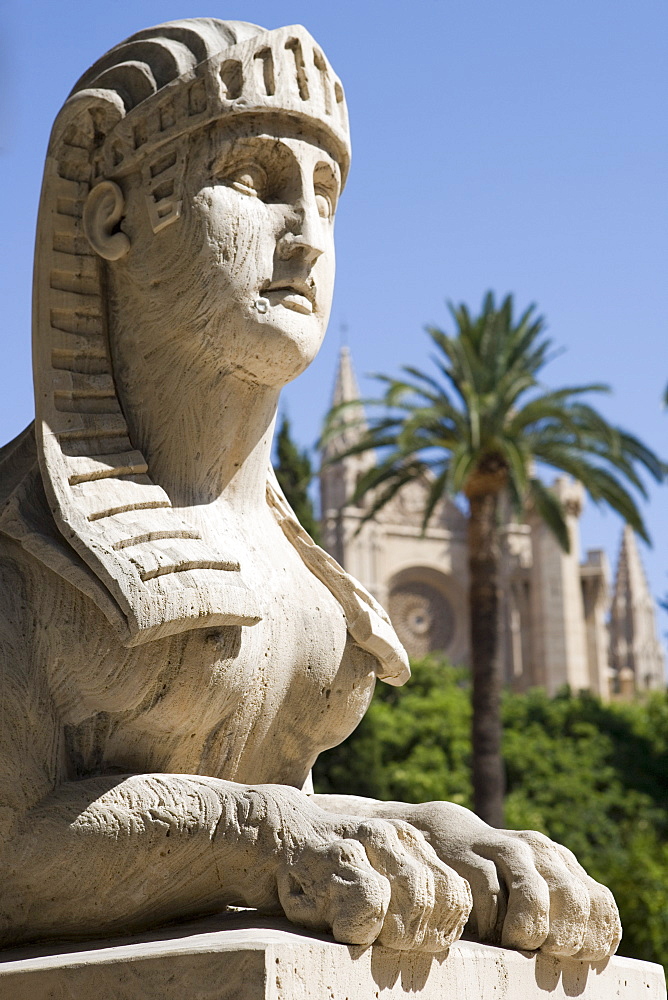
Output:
[75,21,350,389]
[23,18,406,682]
[35,19,350,491]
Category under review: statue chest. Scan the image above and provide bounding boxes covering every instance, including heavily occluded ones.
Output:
[52,549,378,786]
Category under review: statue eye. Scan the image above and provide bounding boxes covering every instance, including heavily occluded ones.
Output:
[315,189,333,220]
[313,161,338,221]
[227,163,268,199]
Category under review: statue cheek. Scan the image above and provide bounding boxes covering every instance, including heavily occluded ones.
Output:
[203,195,275,286]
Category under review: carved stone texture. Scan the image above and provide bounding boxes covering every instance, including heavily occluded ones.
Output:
[0,14,626,972]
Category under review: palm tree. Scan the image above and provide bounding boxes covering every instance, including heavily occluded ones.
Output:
[323,292,664,827]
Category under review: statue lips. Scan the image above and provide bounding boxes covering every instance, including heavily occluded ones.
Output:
[262,279,315,315]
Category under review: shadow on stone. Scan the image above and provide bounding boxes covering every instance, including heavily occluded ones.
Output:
[533,951,611,996]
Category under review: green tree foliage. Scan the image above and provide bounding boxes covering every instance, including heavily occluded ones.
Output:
[322,292,664,826]
[316,657,473,805]
[273,414,321,543]
[314,656,668,970]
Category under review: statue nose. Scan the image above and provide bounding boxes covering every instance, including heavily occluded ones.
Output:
[277,197,325,267]
[276,232,323,268]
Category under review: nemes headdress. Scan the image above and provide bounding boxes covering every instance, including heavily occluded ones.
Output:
[11,19,407,683]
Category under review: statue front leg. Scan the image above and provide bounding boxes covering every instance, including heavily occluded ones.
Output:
[2,776,470,951]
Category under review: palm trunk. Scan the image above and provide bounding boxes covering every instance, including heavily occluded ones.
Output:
[467,490,505,828]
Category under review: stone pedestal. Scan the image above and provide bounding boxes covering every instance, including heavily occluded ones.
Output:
[0,912,664,1000]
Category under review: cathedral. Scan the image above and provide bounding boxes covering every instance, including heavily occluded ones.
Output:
[319,348,665,698]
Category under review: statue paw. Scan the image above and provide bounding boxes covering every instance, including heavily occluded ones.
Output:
[490,829,622,961]
[429,820,620,960]
[277,816,471,952]
[395,802,621,960]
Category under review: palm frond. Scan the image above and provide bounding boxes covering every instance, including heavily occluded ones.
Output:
[420,466,451,533]
[499,436,531,500]
[616,430,665,482]
[508,385,611,433]
[578,466,649,542]
[351,460,427,530]
[447,447,478,494]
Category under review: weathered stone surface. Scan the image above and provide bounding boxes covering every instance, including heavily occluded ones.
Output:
[0,913,664,1000]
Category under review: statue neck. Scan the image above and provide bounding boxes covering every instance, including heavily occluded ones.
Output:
[112,336,280,512]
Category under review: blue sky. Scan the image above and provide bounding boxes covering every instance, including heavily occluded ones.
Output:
[1,1,666,650]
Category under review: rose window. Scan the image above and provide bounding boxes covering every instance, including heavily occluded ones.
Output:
[388,580,455,658]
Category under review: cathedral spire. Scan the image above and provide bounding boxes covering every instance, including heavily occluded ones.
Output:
[609,525,666,694]
[332,345,359,405]
[319,347,375,563]
[321,346,369,462]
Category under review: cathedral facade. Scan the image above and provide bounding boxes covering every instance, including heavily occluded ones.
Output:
[320,348,665,698]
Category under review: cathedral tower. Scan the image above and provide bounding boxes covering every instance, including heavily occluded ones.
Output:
[319,347,376,566]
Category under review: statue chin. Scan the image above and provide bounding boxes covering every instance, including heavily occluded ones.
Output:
[250,311,328,386]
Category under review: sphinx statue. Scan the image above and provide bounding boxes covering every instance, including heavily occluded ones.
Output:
[0,18,621,959]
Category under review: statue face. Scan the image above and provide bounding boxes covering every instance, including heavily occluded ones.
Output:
[117,117,341,388]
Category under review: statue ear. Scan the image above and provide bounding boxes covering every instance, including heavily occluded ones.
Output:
[83,180,130,261]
